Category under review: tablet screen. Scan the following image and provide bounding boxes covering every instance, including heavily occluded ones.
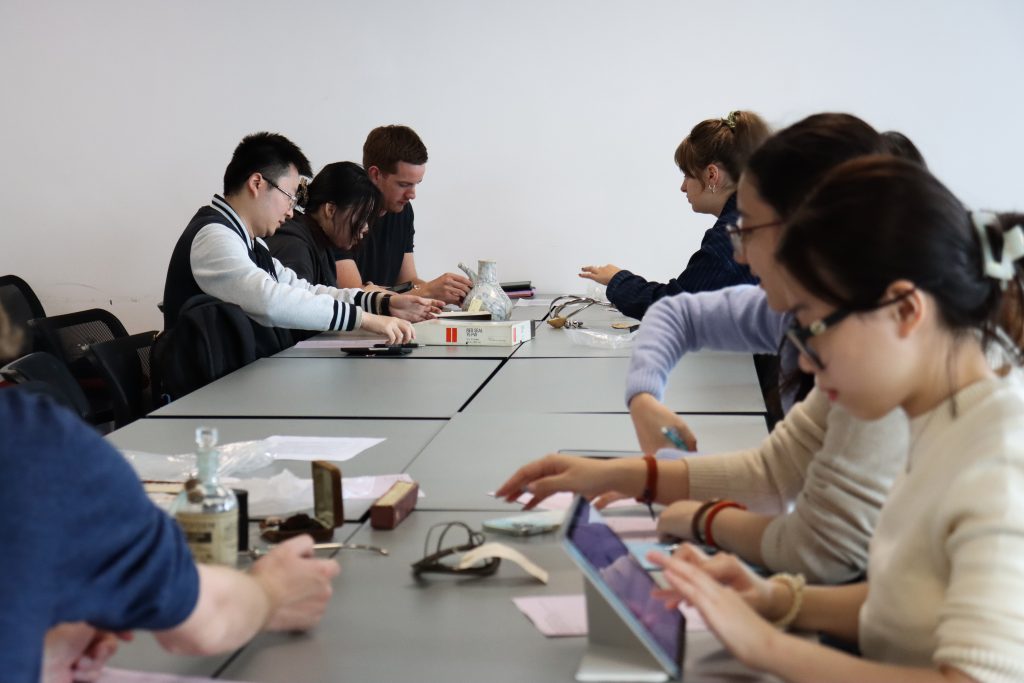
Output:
[563,497,684,675]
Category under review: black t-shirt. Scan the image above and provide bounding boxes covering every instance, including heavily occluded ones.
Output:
[332,203,415,287]
[266,215,337,288]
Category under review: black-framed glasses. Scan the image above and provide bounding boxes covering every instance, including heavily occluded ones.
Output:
[785,291,914,371]
[262,174,302,210]
[411,522,501,577]
[724,220,782,254]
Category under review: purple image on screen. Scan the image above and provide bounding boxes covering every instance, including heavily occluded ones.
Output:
[567,504,682,662]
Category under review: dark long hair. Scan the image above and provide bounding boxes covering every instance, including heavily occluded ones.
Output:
[746,113,887,219]
[304,162,382,246]
[778,155,1024,358]
[745,113,889,402]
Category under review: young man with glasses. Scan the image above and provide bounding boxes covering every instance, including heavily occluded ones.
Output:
[332,125,474,305]
[162,132,440,342]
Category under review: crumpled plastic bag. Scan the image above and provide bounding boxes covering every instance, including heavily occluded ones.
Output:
[122,440,274,481]
[564,328,638,350]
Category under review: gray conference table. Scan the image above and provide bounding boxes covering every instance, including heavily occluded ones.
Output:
[151,357,502,419]
[510,295,672,358]
[107,417,446,521]
[216,510,781,683]
[406,412,769,511]
[465,354,765,414]
[274,329,527,359]
[106,636,230,679]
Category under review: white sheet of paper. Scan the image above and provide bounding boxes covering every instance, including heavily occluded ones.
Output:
[511,491,639,512]
[232,472,425,517]
[97,668,249,683]
[512,594,708,638]
[230,470,312,517]
[343,473,425,500]
[261,435,384,462]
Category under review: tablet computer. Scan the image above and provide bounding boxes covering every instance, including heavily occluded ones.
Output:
[562,496,684,681]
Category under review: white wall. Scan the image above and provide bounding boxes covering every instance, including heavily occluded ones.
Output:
[1,0,1021,332]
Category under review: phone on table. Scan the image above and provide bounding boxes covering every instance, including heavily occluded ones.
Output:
[483,509,564,537]
[342,343,417,356]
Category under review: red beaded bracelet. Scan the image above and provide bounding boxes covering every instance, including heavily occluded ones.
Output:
[702,500,747,549]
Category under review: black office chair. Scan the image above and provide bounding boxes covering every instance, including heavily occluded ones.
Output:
[0,352,91,419]
[28,308,129,424]
[87,331,159,428]
[0,274,46,364]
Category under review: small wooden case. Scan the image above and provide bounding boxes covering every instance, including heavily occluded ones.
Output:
[370,480,419,530]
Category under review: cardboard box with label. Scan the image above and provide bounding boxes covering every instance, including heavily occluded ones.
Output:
[414,319,532,346]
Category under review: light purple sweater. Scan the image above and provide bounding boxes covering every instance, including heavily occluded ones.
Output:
[625,284,798,410]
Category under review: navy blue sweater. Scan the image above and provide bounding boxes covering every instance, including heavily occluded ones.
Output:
[605,193,757,319]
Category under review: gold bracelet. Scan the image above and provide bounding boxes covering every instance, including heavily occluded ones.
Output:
[769,572,806,630]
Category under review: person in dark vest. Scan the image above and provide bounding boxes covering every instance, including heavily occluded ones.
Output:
[266,161,380,288]
[332,125,473,304]
[161,132,442,344]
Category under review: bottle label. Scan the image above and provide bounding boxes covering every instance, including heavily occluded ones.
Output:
[176,510,238,566]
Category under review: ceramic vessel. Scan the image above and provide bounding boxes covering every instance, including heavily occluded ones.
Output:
[459,260,513,321]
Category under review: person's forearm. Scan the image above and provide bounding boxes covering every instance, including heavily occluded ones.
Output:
[155,565,272,656]
[609,457,690,504]
[791,582,866,641]
[762,632,973,683]
[705,508,770,566]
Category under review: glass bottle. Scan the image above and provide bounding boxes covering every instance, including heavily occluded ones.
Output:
[171,426,239,566]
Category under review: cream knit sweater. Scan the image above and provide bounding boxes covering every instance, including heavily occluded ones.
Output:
[683,386,909,582]
[859,373,1024,682]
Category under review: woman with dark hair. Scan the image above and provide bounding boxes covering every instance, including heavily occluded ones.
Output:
[579,110,770,319]
[267,161,383,288]
[499,114,913,584]
[651,158,1024,682]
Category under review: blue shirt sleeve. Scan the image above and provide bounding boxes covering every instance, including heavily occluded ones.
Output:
[0,391,200,682]
[604,194,757,319]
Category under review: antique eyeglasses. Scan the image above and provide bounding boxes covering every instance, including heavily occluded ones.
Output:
[411,521,501,577]
[724,220,782,254]
[544,295,613,329]
[785,290,914,371]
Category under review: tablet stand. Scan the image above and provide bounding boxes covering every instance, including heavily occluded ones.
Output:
[575,580,678,682]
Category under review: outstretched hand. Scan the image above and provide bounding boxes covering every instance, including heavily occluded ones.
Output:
[495,454,626,509]
[578,264,623,286]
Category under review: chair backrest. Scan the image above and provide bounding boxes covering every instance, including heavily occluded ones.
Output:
[0,351,91,418]
[87,331,158,428]
[28,308,128,369]
[0,274,46,363]
[153,294,292,401]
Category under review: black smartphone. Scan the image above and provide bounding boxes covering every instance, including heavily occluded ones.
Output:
[342,345,412,356]
[388,281,414,293]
